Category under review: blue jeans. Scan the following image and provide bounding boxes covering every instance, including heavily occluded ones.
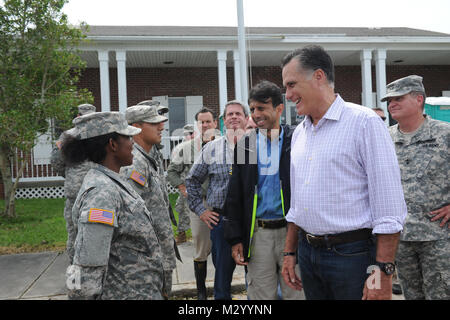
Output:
[298,235,376,300]
[210,215,236,300]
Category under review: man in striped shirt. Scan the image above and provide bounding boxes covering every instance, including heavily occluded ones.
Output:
[281,45,407,300]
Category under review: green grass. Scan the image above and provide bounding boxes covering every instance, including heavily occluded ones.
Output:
[170,193,192,239]
[0,194,190,255]
[0,198,67,255]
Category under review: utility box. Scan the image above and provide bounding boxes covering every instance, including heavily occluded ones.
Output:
[424,97,450,123]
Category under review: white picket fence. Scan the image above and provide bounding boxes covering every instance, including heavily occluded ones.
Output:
[11,136,184,199]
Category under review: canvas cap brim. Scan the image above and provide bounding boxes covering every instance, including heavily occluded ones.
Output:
[116,125,142,136]
[380,89,412,102]
[141,115,168,123]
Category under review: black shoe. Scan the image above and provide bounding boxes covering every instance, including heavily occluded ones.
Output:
[194,260,207,300]
[392,283,403,295]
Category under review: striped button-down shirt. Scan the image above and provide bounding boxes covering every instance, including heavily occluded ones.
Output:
[286,95,407,235]
[186,136,234,216]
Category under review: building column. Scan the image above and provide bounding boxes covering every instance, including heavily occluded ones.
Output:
[360,49,373,108]
[233,50,242,102]
[98,50,111,112]
[116,51,128,113]
[374,49,388,125]
[217,50,228,116]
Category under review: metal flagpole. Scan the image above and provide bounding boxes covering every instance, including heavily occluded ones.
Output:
[237,0,249,105]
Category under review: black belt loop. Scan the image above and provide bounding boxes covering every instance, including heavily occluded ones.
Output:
[324,235,331,250]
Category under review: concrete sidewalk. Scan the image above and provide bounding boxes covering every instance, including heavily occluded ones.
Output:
[0,240,246,300]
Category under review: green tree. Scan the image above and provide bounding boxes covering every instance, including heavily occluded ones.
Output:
[0,0,93,217]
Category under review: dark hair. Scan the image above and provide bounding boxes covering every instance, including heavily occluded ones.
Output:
[61,132,120,166]
[195,107,217,121]
[248,80,283,108]
[281,45,335,85]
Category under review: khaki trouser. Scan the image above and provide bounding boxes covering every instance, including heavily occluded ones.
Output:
[189,210,211,261]
[247,221,303,300]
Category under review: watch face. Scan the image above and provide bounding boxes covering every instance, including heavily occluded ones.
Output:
[385,263,395,275]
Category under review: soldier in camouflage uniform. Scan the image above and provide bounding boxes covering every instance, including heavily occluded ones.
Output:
[50,103,96,262]
[383,75,450,300]
[63,111,164,299]
[137,100,179,229]
[167,108,217,300]
[120,105,176,299]
[172,124,195,244]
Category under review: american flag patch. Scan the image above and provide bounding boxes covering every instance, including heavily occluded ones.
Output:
[88,208,115,226]
[130,170,146,186]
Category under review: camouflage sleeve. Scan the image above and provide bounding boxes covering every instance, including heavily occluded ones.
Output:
[68,187,119,300]
[50,145,66,177]
[120,152,151,197]
[167,145,186,187]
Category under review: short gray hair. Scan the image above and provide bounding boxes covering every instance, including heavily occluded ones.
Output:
[223,100,249,118]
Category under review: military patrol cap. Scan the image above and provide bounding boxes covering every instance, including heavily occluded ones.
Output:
[137,100,160,107]
[183,124,194,135]
[125,105,168,124]
[72,111,141,140]
[381,75,425,102]
[136,100,169,115]
[77,103,96,115]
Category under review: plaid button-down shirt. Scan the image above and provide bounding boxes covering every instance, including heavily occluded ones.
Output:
[186,135,234,216]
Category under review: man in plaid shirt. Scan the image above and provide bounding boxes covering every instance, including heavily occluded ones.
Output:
[186,100,248,300]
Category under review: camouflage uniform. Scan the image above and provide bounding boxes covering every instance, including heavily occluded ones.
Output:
[169,142,191,234]
[50,104,96,262]
[121,143,176,297]
[390,115,450,300]
[66,111,164,300]
[167,138,211,261]
[68,164,164,300]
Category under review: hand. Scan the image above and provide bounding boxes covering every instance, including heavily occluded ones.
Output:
[199,210,219,230]
[178,184,187,198]
[281,256,303,291]
[231,243,248,266]
[430,204,450,228]
[362,269,392,300]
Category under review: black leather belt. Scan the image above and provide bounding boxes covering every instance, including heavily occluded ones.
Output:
[299,228,373,248]
[257,219,287,229]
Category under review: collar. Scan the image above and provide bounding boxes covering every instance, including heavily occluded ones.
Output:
[303,94,344,128]
[392,115,433,145]
[256,125,284,142]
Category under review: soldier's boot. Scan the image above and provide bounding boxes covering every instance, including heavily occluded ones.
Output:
[176,231,187,245]
[194,260,207,300]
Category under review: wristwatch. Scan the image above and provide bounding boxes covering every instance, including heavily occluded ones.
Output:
[375,261,396,275]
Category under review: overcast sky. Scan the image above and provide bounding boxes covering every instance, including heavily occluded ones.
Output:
[60,0,450,34]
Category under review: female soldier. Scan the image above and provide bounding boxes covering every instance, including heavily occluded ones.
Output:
[62,112,164,300]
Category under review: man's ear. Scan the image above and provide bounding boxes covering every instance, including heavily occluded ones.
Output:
[276,103,285,116]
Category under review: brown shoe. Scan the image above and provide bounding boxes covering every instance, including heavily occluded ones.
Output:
[176,231,186,244]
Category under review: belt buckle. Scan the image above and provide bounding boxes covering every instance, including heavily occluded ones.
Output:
[306,233,316,245]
